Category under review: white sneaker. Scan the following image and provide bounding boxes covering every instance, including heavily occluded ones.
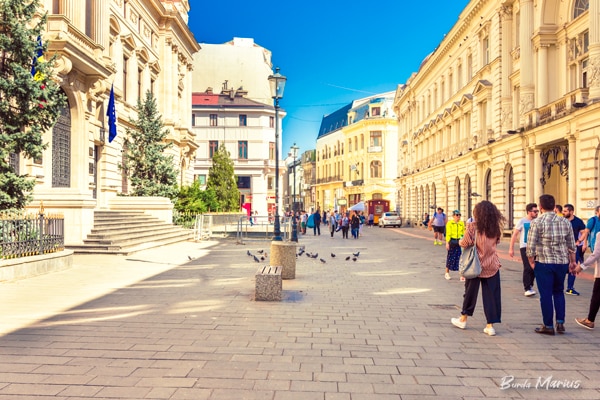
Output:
[483,326,496,336]
[524,289,536,297]
[451,317,466,329]
[445,272,451,280]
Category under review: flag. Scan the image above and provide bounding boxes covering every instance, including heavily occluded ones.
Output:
[107,84,118,143]
[31,36,44,80]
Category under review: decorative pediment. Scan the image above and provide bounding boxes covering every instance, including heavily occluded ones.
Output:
[120,34,136,50]
[459,93,473,107]
[472,80,492,96]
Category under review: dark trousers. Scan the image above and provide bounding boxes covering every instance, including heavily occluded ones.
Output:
[342,226,349,238]
[519,247,536,291]
[587,278,600,323]
[313,222,320,235]
[330,223,336,237]
[534,262,568,328]
[461,271,502,324]
[567,246,584,289]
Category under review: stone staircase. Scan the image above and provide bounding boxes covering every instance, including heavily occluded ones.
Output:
[67,210,194,255]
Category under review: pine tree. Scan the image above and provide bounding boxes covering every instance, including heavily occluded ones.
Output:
[121,91,179,198]
[206,146,240,212]
[0,0,66,210]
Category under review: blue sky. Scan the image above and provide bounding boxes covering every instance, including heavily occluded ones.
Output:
[188,1,471,156]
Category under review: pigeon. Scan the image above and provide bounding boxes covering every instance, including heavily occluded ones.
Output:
[253,255,260,263]
[353,251,360,257]
[345,256,351,261]
[331,253,336,258]
[311,253,318,258]
[187,255,193,260]
[260,256,265,261]
[247,250,252,256]
[298,248,305,256]
[352,257,357,262]
[257,250,264,254]
[306,253,312,258]
[320,258,326,263]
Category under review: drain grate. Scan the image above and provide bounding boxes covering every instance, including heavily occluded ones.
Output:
[428,304,460,310]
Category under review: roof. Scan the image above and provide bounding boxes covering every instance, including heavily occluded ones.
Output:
[317,103,352,139]
[192,92,271,108]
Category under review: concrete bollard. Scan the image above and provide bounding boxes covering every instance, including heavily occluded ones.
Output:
[270,241,296,279]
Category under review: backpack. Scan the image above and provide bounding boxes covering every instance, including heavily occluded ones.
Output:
[307,214,315,229]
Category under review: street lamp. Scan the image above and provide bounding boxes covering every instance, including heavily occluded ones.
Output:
[268,67,287,241]
[290,143,299,242]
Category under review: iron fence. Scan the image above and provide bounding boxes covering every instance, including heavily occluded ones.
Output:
[0,211,64,259]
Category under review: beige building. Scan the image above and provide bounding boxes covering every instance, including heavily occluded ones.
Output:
[315,92,398,214]
[394,0,599,229]
[20,0,199,244]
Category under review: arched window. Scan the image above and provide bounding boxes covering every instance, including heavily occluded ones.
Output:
[485,169,492,200]
[574,0,589,19]
[370,160,382,178]
[52,95,71,188]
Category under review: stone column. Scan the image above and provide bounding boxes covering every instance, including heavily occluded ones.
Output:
[94,0,109,53]
[588,0,600,100]
[538,45,549,105]
[519,0,535,122]
[500,4,514,131]
[568,135,577,204]
[270,241,296,280]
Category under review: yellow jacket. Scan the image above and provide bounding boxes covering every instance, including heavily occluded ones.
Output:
[446,220,465,242]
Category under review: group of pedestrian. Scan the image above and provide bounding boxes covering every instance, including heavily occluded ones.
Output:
[448,194,600,337]
[326,210,366,239]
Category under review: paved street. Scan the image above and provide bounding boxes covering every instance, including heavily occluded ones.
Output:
[1,225,599,399]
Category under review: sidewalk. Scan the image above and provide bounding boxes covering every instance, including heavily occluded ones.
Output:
[0,226,598,399]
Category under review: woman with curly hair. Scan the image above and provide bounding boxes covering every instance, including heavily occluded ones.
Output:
[451,200,506,336]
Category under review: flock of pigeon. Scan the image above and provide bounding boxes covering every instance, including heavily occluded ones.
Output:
[246,245,361,265]
[246,249,268,262]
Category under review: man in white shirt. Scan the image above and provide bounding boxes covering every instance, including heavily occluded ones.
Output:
[509,203,539,297]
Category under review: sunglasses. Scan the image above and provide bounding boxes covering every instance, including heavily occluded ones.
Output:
[454,214,461,216]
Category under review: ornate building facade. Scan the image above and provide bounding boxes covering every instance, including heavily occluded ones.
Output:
[394,0,599,229]
[21,0,199,244]
[315,92,398,213]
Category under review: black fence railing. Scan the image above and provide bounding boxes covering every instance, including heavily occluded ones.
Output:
[0,212,65,259]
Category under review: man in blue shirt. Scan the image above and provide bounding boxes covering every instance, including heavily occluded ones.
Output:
[581,206,600,256]
[430,207,447,245]
[563,204,586,296]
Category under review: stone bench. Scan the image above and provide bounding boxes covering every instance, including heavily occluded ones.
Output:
[255,265,282,301]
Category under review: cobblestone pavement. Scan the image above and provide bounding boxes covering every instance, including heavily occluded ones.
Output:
[1,225,599,399]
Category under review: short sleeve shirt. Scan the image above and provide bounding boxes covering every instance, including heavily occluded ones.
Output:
[432,212,446,227]
[514,217,533,248]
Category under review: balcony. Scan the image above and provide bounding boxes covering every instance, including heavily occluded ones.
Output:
[524,88,589,130]
[368,146,382,153]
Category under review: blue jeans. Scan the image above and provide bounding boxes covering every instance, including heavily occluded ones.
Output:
[534,262,569,328]
[567,246,584,289]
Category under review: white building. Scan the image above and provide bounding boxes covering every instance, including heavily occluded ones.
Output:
[191,38,285,217]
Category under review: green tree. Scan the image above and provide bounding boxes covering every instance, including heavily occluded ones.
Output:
[121,91,178,198]
[0,0,66,210]
[206,146,239,211]
[174,181,219,214]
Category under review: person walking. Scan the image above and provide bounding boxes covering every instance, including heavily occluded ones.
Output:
[313,209,321,236]
[430,207,447,245]
[350,212,360,239]
[368,213,374,227]
[508,203,539,297]
[341,212,350,239]
[573,230,600,330]
[580,205,600,260]
[526,194,577,335]
[563,204,586,296]
[451,201,505,336]
[329,211,337,238]
[444,210,465,280]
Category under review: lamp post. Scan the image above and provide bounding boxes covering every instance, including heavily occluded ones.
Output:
[268,67,286,241]
[290,143,299,242]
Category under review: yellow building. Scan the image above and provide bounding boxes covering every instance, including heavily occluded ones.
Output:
[394,0,599,229]
[19,0,200,244]
[315,92,398,214]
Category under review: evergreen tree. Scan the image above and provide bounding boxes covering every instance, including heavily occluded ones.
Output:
[206,146,239,211]
[174,181,219,214]
[121,91,178,198]
[0,0,66,210]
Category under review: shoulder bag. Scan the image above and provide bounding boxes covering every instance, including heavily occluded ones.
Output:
[459,230,482,279]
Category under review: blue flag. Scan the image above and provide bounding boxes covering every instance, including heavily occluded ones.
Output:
[107,84,117,143]
[31,36,44,79]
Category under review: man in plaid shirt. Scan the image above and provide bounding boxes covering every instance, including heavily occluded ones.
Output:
[527,194,577,335]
